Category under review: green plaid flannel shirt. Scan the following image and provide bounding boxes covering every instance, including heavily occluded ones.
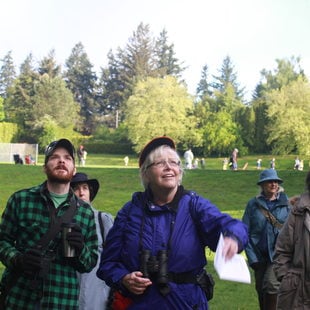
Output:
[0,182,98,309]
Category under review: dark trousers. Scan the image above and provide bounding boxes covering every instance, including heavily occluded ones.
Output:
[254,264,267,309]
[254,263,278,310]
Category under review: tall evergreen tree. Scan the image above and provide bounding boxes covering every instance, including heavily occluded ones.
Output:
[196,64,212,100]
[212,55,244,100]
[120,22,157,89]
[99,23,186,130]
[38,49,61,78]
[0,97,5,121]
[64,42,98,134]
[4,54,39,128]
[97,50,127,127]
[0,51,16,98]
[99,23,161,127]
[154,29,185,79]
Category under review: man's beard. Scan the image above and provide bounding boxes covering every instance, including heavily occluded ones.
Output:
[45,166,74,184]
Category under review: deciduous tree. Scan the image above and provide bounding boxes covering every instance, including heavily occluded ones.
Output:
[252,56,306,153]
[266,78,310,155]
[124,76,195,152]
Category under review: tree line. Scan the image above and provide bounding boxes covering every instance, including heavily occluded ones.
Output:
[0,22,309,156]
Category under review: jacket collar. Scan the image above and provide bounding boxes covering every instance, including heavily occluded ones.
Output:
[144,185,184,214]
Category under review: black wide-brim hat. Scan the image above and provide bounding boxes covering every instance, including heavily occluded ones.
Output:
[139,136,175,167]
[70,172,99,201]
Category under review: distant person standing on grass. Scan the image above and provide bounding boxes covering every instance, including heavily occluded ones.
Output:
[270,158,276,169]
[294,157,300,170]
[77,145,83,166]
[124,156,129,166]
[230,148,238,170]
[256,159,262,170]
[242,169,290,310]
[184,148,194,169]
[77,145,87,167]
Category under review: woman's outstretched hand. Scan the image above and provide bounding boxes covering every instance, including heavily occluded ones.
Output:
[222,237,238,261]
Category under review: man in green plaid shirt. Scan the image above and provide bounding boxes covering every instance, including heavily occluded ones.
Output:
[0,139,98,309]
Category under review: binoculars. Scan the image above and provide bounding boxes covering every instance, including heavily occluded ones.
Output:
[140,249,170,295]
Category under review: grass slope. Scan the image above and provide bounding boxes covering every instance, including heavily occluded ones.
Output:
[0,154,307,309]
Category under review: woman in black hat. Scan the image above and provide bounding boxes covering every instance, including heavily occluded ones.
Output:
[71,172,114,310]
[242,169,290,310]
[97,136,248,310]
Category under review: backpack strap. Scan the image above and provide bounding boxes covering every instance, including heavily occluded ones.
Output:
[98,211,105,245]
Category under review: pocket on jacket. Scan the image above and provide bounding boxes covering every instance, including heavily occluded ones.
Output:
[277,271,301,310]
[305,279,310,305]
[279,271,300,291]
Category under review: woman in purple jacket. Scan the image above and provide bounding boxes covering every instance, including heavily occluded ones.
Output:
[97,136,248,309]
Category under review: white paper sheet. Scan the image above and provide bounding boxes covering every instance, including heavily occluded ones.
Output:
[214,233,251,284]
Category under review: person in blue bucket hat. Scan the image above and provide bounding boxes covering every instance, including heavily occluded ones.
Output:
[256,169,283,185]
[242,169,290,310]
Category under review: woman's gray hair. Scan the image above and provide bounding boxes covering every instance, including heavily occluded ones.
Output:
[139,145,183,189]
[258,184,284,195]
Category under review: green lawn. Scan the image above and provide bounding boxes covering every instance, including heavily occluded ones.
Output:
[0,154,308,309]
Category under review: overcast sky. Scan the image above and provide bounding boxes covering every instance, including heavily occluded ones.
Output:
[1,0,309,100]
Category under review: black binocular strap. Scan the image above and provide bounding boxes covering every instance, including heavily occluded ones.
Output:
[37,196,78,250]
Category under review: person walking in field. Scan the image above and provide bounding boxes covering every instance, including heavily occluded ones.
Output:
[230,148,239,170]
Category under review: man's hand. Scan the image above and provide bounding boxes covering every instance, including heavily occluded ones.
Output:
[66,224,84,255]
[13,248,42,278]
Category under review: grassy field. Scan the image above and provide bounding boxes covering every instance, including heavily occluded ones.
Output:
[0,154,308,309]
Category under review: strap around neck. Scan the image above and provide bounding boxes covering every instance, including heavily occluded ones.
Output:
[37,195,78,250]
